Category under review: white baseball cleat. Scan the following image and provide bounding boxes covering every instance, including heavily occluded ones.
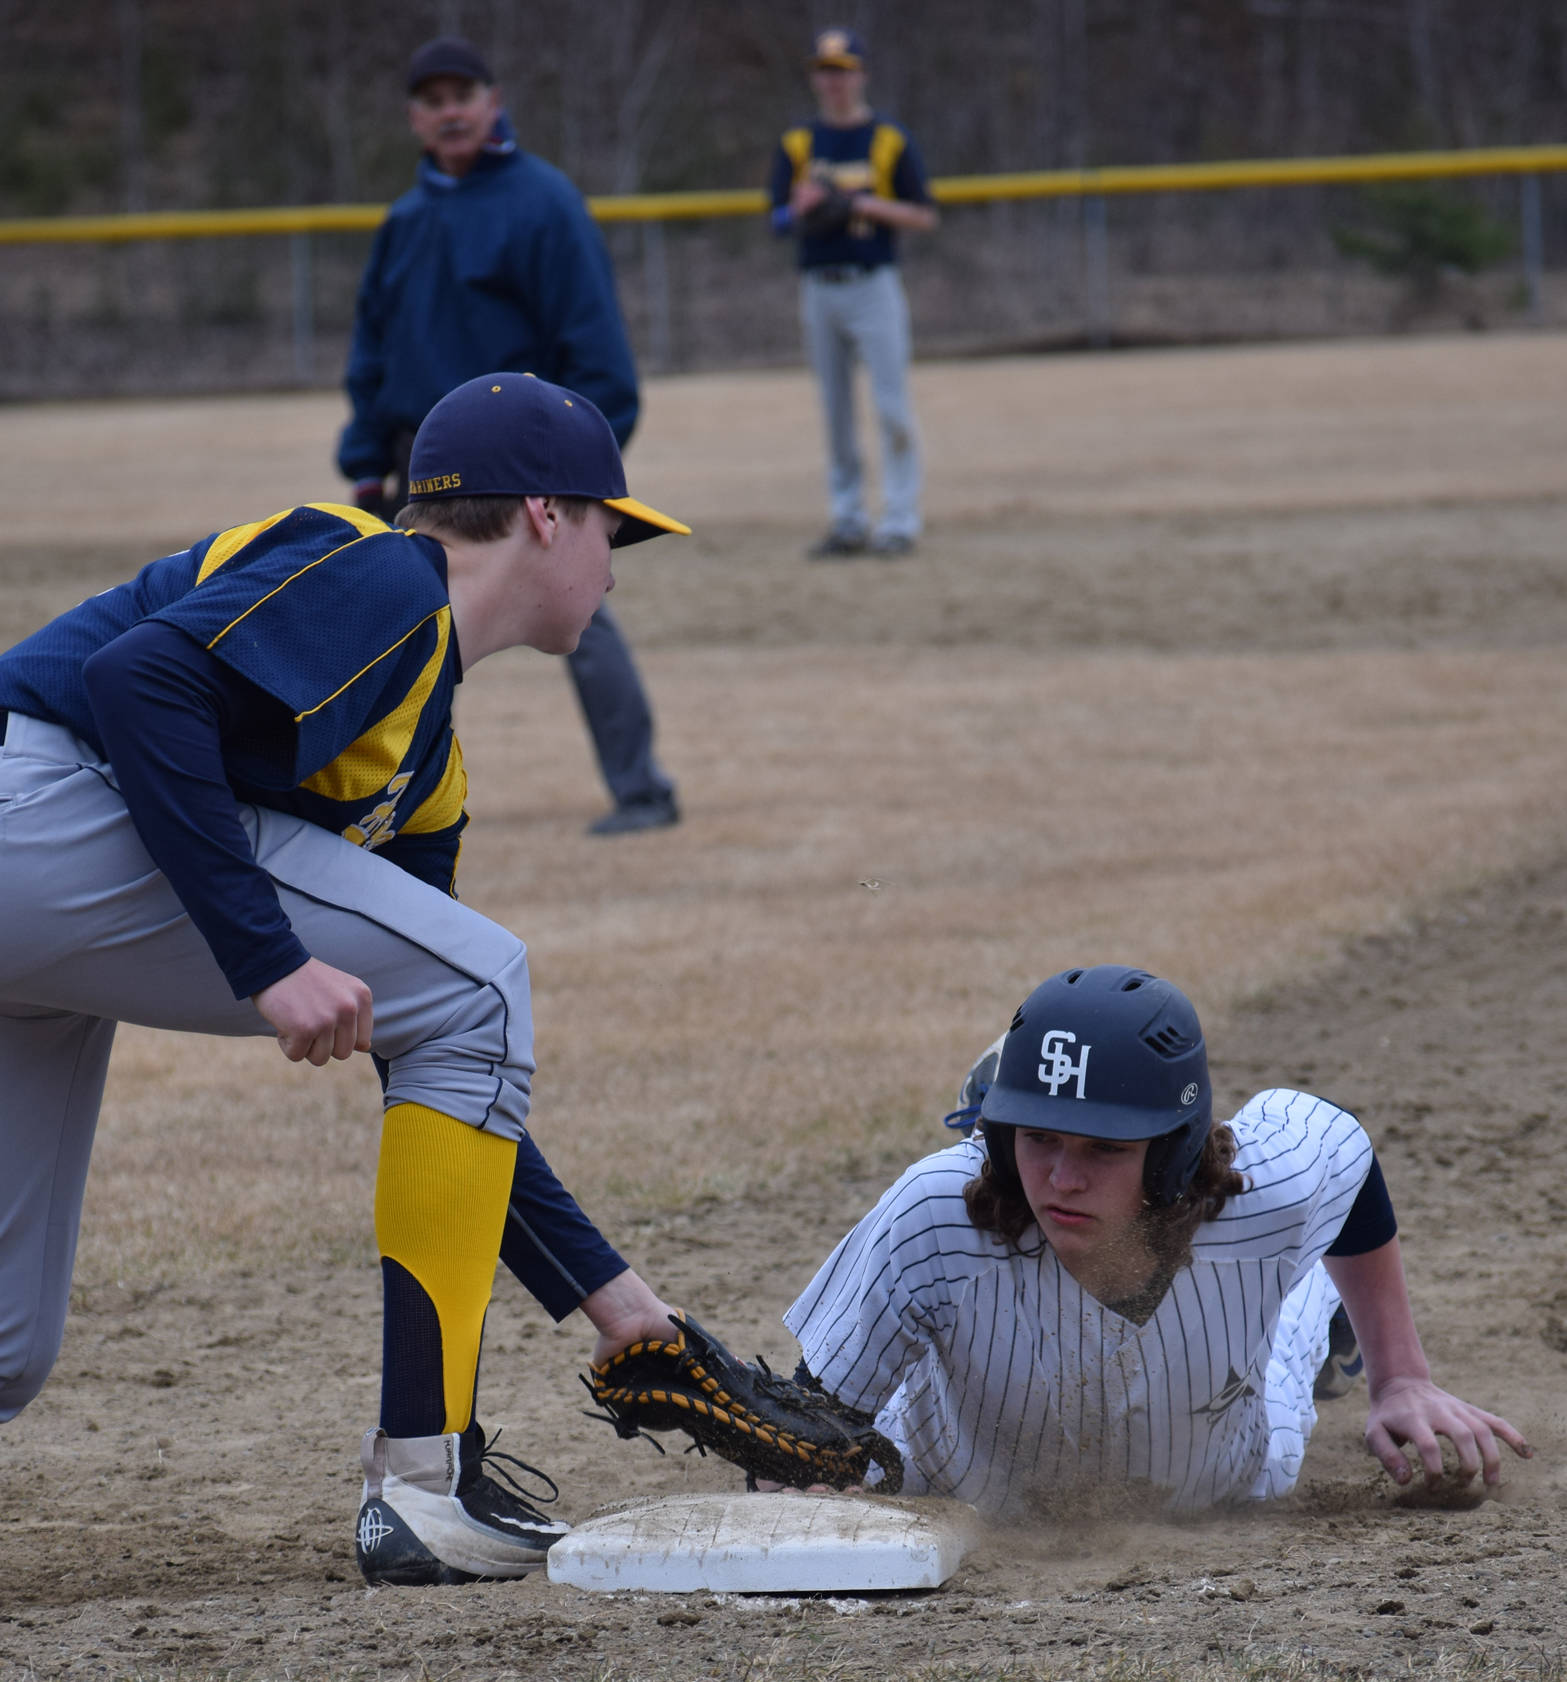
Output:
[355,1423,570,1585]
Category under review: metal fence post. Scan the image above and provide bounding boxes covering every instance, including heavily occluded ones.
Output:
[1083,192,1110,349]
[642,218,672,373]
[1520,172,1544,323]
[290,230,314,384]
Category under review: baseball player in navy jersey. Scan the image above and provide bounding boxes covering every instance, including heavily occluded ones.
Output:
[0,372,695,1586]
[785,965,1530,1514]
[769,28,938,559]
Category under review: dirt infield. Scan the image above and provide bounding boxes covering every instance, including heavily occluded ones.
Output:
[2,334,1566,1680]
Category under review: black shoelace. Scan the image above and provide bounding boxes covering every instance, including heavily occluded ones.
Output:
[465,1427,560,1512]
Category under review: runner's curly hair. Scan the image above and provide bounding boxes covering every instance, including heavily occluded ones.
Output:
[963,1121,1248,1273]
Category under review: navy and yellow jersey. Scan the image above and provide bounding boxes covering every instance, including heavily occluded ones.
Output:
[149,504,467,863]
[768,115,931,270]
[0,502,466,866]
[0,503,469,996]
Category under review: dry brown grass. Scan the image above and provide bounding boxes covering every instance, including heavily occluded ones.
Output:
[2,333,1564,552]
[3,333,1566,1291]
[80,629,1567,1285]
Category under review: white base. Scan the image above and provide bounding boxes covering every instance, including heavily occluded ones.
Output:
[546,1491,977,1594]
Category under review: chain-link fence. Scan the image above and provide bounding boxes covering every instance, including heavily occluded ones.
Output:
[2,155,1562,401]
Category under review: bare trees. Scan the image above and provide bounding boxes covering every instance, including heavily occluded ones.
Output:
[7,0,1561,220]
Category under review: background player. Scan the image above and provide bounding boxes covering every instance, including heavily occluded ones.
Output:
[769,28,939,559]
[338,36,679,836]
[0,372,694,1585]
[784,964,1530,1512]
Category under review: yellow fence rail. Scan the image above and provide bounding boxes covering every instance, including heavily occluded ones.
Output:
[0,144,1564,245]
[1,143,1558,377]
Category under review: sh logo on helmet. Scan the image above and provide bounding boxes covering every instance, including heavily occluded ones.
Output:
[1038,1029,1091,1098]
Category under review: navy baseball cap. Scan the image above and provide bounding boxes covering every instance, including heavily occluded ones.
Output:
[810,27,866,69]
[407,373,689,548]
[407,36,493,92]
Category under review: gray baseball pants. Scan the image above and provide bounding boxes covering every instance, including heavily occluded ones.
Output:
[799,265,922,542]
[0,715,536,1422]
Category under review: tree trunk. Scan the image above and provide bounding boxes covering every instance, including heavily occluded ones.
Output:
[118,0,146,212]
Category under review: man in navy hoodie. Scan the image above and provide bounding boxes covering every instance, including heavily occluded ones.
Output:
[338,37,679,837]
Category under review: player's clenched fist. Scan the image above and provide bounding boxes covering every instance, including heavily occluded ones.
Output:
[254,958,374,1066]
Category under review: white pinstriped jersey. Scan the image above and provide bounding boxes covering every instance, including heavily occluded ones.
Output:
[784,1089,1373,1514]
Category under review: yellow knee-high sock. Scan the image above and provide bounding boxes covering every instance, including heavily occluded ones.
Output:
[374,1103,516,1436]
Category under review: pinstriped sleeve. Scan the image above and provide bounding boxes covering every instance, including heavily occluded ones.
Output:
[783,1141,987,1414]
[1198,1089,1377,1290]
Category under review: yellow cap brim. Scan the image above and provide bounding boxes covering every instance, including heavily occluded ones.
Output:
[605,495,692,547]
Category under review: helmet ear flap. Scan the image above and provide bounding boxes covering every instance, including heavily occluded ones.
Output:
[1142,1117,1208,1206]
[1142,1132,1180,1207]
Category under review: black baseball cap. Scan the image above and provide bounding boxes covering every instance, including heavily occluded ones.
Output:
[407,36,493,92]
[406,373,690,548]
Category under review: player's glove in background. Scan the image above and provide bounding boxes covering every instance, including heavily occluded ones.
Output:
[353,478,393,523]
[795,185,859,243]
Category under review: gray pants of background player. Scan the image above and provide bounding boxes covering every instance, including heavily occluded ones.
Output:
[799,265,922,543]
[568,604,675,810]
[0,715,536,1422]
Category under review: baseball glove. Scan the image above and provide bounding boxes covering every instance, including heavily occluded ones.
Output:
[796,184,859,241]
[583,1312,903,1493]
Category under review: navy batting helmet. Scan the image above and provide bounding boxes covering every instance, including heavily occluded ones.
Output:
[978,965,1212,1208]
